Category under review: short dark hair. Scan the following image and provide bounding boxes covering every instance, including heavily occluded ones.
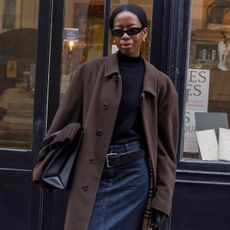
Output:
[109,4,147,30]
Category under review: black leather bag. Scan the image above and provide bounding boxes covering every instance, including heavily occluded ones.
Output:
[35,123,83,190]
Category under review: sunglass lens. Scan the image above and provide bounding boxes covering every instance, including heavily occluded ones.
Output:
[111,27,142,36]
[127,28,141,35]
[111,29,123,36]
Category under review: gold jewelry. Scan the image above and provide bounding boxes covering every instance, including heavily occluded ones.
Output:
[143,38,146,42]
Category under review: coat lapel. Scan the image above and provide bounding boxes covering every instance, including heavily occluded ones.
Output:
[143,59,158,96]
[105,52,158,97]
[104,53,120,78]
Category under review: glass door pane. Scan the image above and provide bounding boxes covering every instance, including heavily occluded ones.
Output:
[61,0,105,95]
[0,0,39,149]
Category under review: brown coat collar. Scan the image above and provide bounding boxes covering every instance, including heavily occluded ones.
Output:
[104,52,157,96]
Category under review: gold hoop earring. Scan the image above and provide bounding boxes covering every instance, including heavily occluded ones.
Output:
[143,38,146,42]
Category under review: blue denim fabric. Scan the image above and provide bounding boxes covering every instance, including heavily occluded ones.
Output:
[88,141,149,230]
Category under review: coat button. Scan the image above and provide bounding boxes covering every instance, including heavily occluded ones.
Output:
[89,158,95,164]
[96,129,102,136]
[112,75,118,82]
[103,103,109,110]
[82,185,88,191]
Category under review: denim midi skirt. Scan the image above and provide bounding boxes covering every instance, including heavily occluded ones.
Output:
[88,141,149,230]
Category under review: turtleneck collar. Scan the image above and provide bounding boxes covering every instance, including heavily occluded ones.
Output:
[118,51,142,63]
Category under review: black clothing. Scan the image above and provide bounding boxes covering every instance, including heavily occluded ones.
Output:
[110,51,145,144]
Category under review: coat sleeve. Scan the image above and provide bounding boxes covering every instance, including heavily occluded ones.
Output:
[46,66,84,135]
[151,77,179,215]
[32,67,84,183]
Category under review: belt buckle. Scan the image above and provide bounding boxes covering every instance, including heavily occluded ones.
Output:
[106,152,118,168]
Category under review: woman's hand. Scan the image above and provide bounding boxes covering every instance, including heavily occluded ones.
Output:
[151,209,167,230]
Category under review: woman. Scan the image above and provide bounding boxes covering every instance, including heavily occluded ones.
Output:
[34,3,179,230]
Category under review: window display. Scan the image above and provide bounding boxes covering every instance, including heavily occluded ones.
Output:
[183,0,230,162]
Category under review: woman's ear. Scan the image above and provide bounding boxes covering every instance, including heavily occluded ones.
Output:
[142,27,148,42]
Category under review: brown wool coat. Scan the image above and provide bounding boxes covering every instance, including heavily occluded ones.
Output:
[33,52,179,230]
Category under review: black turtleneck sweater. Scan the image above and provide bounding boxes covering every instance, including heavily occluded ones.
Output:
[110,51,145,144]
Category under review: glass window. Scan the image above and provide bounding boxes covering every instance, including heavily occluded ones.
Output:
[183,0,230,162]
[0,0,39,149]
[61,0,105,95]
[111,0,153,60]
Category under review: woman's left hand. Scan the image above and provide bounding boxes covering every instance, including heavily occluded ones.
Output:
[150,209,167,229]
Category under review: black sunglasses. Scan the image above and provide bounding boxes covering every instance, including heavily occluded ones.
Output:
[111,27,143,37]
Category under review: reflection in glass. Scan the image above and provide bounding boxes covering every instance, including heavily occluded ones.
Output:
[61,0,104,95]
[183,0,230,162]
[0,0,38,149]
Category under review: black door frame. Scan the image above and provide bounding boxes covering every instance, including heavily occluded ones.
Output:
[30,0,54,229]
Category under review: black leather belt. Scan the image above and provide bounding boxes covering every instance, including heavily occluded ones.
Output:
[105,149,145,168]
